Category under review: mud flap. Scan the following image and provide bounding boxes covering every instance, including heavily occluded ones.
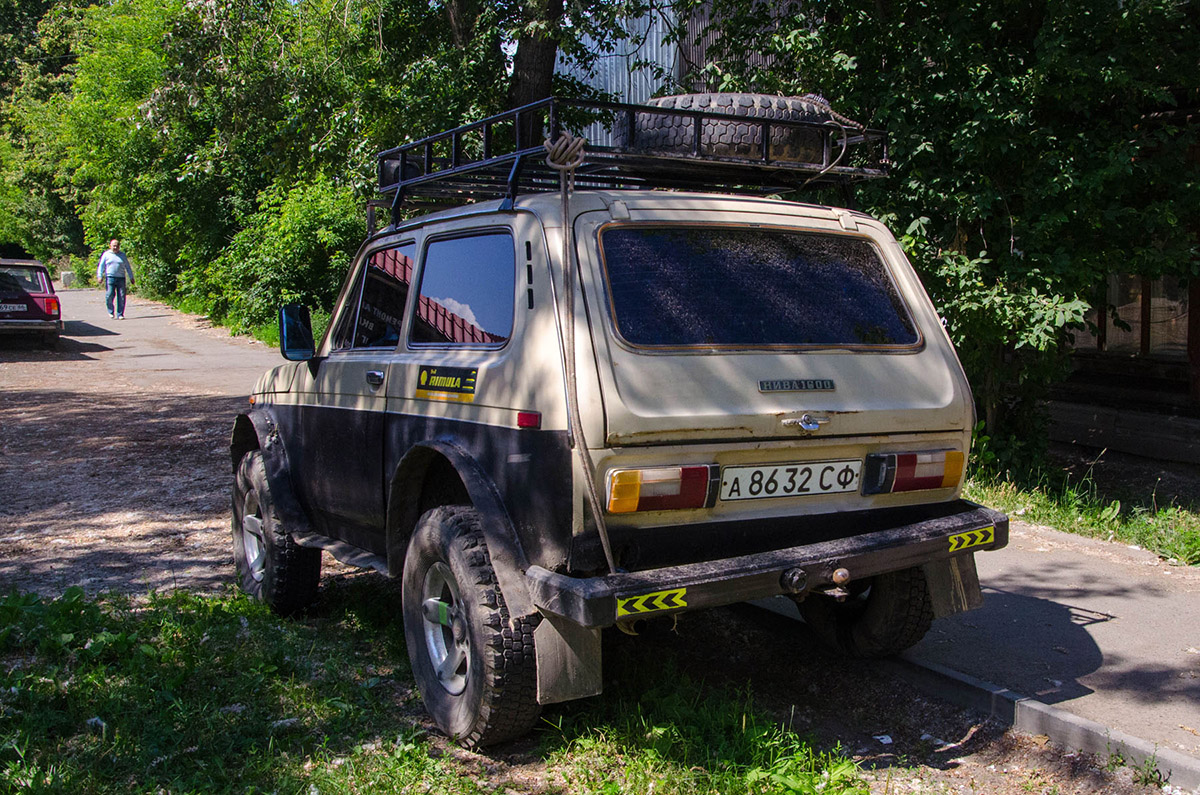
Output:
[534,611,602,705]
[922,553,984,618]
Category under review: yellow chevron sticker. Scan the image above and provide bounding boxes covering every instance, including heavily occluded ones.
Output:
[948,527,995,553]
[616,587,688,618]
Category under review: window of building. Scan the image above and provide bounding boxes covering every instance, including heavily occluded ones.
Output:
[411,233,515,346]
[1073,274,1190,360]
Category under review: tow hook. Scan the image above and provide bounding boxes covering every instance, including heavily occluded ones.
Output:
[820,568,853,602]
[781,568,808,593]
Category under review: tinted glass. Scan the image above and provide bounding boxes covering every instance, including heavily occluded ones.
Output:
[354,244,416,348]
[600,226,919,347]
[330,243,416,351]
[0,267,43,292]
[412,233,514,345]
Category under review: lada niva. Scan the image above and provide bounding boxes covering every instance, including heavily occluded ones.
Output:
[230,94,1008,747]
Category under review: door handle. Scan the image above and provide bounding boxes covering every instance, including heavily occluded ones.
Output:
[365,370,384,388]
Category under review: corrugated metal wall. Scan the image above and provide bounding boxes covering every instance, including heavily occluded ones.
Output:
[556,9,682,145]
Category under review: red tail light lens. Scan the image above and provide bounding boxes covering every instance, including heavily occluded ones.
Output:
[606,465,717,513]
[44,296,60,316]
[862,451,964,495]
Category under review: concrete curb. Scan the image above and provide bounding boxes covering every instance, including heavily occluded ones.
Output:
[749,596,1200,792]
[886,654,1200,793]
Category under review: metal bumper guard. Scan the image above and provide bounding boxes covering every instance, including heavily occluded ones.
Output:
[526,500,1008,628]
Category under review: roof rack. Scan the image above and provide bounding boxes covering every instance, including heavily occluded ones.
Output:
[376,97,887,208]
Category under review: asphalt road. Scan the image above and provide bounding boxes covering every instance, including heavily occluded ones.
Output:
[16,287,284,396]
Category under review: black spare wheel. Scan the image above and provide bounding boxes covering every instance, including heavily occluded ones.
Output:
[614,92,854,165]
[402,506,540,748]
[797,566,934,658]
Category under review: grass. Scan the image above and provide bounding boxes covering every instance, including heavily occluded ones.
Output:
[965,465,1200,566]
[0,582,867,794]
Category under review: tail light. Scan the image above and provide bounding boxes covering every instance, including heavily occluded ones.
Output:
[606,465,718,513]
[33,296,60,316]
[862,451,964,495]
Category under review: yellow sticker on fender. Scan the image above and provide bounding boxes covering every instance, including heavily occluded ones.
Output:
[617,588,688,617]
[949,527,995,553]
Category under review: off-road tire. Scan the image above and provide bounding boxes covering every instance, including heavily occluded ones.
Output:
[231,450,321,615]
[615,92,842,164]
[797,566,934,658]
[402,506,540,748]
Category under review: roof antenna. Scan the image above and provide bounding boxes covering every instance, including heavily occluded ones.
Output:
[544,132,618,576]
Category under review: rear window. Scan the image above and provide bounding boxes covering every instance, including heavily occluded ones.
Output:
[598,226,920,348]
[0,267,44,292]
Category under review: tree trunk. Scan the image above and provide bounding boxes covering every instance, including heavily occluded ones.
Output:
[508,0,564,145]
[444,0,478,47]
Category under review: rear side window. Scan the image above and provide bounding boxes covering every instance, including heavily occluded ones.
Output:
[411,232,514,346]
[599,226,920,348]
[0,267,44,292]
[330,243,416,351]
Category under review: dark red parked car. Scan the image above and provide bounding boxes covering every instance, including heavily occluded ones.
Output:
[0,259,62,348]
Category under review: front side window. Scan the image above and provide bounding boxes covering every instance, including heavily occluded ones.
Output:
[411,232,515,346]
[598,225,920,349]
[330,243,416,351]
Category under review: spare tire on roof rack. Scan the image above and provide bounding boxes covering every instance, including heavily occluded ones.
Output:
[612,92,861,166]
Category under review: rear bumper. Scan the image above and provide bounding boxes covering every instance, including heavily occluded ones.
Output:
[0,319,60,332]
[526,500,1007,628]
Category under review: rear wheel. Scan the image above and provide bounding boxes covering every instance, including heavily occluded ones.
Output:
[402,506,540,748]
[797,567,934,658]
[231,451,321,615]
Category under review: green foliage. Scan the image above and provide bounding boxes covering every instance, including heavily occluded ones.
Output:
[697,0,1200,461]
[966,472,1200,565]
[185,176,364,333]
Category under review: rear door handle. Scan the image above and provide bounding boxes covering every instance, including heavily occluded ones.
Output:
[365,370,384,388]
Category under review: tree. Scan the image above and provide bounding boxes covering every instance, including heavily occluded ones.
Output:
[696,0,1200,465]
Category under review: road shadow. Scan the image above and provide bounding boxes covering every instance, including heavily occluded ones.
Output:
[912,564,1200,716]
[916,585,1105,704]
[0,389,243,597]
[0,321,116,362]
[65,319,119,337]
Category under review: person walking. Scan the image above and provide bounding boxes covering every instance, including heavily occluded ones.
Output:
[95,238,134,319]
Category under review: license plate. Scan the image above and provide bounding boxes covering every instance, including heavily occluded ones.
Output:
[719,459,862,501]
[0,303,25,313]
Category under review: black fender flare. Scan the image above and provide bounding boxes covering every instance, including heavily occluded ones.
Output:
[386,439,534,619]
[230,409,312,538]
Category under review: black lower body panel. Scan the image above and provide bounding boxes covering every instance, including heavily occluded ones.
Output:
[527,500,1007,628]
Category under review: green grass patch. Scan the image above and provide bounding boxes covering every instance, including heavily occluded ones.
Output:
[965,471,1200,565]
[544,663,866,795]
[0,584,866,794]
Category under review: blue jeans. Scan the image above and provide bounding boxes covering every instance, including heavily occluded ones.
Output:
[105,277,127,316]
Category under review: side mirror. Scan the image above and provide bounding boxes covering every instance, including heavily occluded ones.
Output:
[279,304,315,361]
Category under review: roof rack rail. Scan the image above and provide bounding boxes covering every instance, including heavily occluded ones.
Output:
[377,96,887,207]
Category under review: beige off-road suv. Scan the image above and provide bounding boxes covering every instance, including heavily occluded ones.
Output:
[230,94,1008,748]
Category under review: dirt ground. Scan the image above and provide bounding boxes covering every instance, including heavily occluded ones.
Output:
[0,295,1175,794]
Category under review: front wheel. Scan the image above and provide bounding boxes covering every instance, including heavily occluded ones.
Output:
[231,450,321,615]
[797,566,934,658]
[402,506,540,748]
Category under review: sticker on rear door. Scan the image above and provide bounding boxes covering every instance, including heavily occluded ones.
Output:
[415,366,478,403]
